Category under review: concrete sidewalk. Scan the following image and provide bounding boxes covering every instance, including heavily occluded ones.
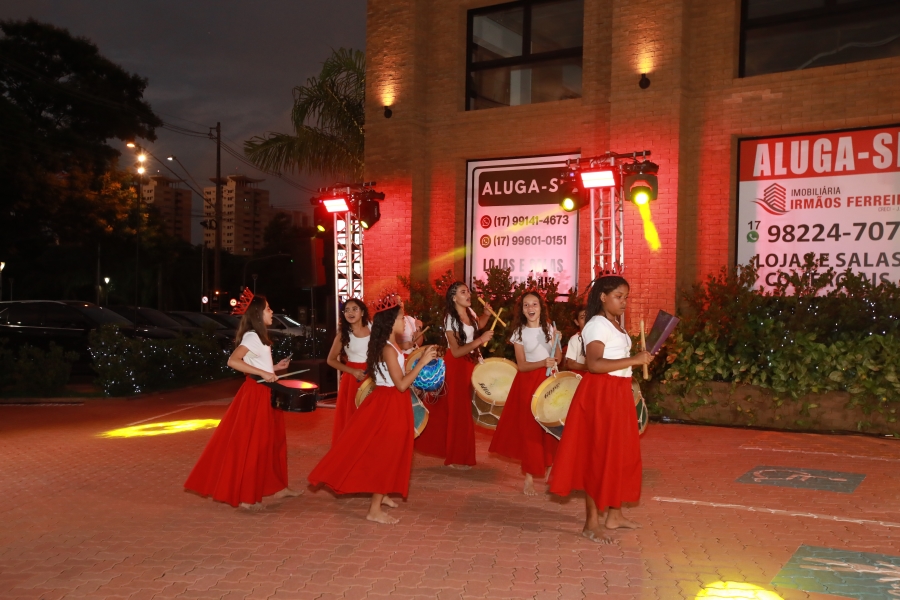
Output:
[1,379,898,599]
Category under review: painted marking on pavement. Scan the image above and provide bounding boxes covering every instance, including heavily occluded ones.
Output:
[772,545,900,600]
[652,497,900,529]
[736,466,865,493]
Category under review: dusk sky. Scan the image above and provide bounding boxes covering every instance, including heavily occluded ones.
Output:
[0,0,367,242]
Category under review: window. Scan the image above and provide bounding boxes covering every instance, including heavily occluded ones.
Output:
[44,304,87,329]
[740,0,900,77]
[467,0,583,110]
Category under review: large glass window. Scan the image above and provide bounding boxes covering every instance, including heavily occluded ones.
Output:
[467,0,583,110]
[740,0,900,77]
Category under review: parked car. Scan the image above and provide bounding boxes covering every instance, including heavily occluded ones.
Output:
[0,300,177,374]
[269,314,309,337]
[108,306,203,336]
[167,311,236,337]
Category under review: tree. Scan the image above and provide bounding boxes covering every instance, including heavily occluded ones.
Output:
[0,19,162,257]
[243,48,364,181]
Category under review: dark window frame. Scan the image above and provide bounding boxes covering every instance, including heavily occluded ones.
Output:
[465,0,584,111]
[739,0,900,77]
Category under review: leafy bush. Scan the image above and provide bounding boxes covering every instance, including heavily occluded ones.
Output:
[662,257,900,408]
[0,340,78,396]
[90,326,233,396]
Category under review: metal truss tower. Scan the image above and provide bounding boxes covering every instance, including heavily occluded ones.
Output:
[588,161,626,277]
[334,211,364,319]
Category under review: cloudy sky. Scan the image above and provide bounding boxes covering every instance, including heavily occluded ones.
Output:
[0,0,367,241]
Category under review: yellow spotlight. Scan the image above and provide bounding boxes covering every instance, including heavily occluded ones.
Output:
[316,224,326,233]
[637,202,661,251]
[100,419,220,438]
[633,189,651,205]
[696,581,784,599]
[561,197,576,212]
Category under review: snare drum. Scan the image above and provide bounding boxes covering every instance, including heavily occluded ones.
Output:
[406,347,446,393]
[531,371,582,439]
[266,379,319,412]
[355,377,429,438]
[470,357,517,430]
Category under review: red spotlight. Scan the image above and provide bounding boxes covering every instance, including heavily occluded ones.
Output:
[579,169,616,189]
[322,197,349,213]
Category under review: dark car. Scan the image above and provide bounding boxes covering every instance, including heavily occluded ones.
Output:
[0,300,177,374]
[167,311,236,337]
[205,311,291,343]
[108,306,204,336]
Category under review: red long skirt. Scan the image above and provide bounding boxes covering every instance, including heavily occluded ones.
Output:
[184,376,288,507]
[308,385,414,497]
[332,361,366,444]
[489,368,558,477]
[414,352,477,465]
[549,373,642,508]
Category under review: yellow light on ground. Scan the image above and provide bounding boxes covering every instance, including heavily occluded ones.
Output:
[100,419,220,438]
[637,202,661,251]
[696,581,784,599]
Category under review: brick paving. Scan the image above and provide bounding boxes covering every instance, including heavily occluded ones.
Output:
[1,379,899,599]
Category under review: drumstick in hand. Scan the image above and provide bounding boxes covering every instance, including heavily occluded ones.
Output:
[413,326,430,344]
[477,297,508,327]
[640,319,649,380]
[482,308,503,347]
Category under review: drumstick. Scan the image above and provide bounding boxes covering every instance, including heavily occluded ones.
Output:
[482,308,504,347]
[413,325,430,343]
[477,297,508,327]
[546,324,562,377]
[640,319,649,380]
[256,368,309,383]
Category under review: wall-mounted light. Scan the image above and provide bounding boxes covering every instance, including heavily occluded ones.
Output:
[639,74,651,89]
[383,106,393,118]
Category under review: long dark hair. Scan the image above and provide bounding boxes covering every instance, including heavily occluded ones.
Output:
[339,298,370,361]
[235,295,271,346]
[513,290,552,343]
[366,305,401,380]
[444,281,478,346]
[585,276,629,322]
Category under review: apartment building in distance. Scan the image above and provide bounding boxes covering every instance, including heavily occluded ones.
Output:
[142,176,192,244]
[203,175,272,256]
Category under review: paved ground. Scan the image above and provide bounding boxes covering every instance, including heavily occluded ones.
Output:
[1,379,899,600]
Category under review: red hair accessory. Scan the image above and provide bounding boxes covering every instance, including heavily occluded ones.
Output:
[371,291,402,314]
[232,287,254,315]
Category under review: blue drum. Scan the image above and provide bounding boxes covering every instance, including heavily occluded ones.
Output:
[410,357,446,392]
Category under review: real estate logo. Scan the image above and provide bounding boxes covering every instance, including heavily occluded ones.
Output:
[754,183,788,216]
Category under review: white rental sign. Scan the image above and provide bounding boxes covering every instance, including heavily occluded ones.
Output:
[737,126,900,289]
[466,154,580,291]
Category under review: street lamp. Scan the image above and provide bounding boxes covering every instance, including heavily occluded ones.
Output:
[126,141,144,323]
[103,277,110,306]
[0,261,5,302]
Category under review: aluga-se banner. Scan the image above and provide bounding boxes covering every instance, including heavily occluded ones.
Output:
[465,154,580,291]
[737,125,900,289]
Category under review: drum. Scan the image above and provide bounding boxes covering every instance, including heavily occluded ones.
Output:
[471,390,503,430]
[355,377,429,438]
[633,380,649,434]
[406,347,446,393]
[266,379,318,412]
[531,371,582,440]
[470,357,516,430]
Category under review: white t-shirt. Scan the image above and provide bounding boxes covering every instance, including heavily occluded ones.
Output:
[444,314,475,345]
[345,332,369,363]
[240,331,274,374]
[374,342,405,387]
[565,332,585,364]
[509,326,556,362]
[582,316,632,377]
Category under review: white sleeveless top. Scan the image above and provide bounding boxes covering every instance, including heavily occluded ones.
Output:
[444,314,475,345]
[583,316,632,377]
[345,331,369,363]
[374,342,405,387]
[565,332,585,362]
[239,331,274,373]
[509,325,556,362]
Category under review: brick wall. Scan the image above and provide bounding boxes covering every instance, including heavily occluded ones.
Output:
[365,0,900,328]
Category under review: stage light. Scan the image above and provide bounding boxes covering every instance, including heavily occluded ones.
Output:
[622,161,659,205]
[359,199,381,229]
[322,197,349,213]
[560,182,585,212]
[384,106,393,118]
[313,205,332,233]
[579,169,616,189]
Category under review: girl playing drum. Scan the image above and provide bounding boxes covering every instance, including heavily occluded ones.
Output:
[308,293,437,524]
[549,275,654,543]
[414,281,492,468]
[489,291,562,495]
[325,298,370,444]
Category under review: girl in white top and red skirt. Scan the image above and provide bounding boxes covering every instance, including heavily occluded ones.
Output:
[549,275,654,543]
[308,293,437,524]
[489,291,562,495]
[184,295,302,510]
[325,298,370,444]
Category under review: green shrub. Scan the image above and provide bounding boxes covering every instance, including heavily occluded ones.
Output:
[0,341,78,396]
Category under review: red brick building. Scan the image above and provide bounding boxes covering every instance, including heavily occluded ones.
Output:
[362,0,900,326]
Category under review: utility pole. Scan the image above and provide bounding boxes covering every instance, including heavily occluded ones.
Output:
[214,122,223,304]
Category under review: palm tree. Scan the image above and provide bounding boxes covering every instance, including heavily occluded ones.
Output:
[244,48,364,181]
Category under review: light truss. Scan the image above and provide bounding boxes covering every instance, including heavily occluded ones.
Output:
[334,211,364,320]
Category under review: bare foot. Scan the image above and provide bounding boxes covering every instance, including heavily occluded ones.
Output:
[605,515,641,530]
[239,502,264,511]
[271,487,304,499]
[381,496,398,508]
[582,529,616,545]
[447,464,472,470]
[523,475,537,496]
[366,510,399,524]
